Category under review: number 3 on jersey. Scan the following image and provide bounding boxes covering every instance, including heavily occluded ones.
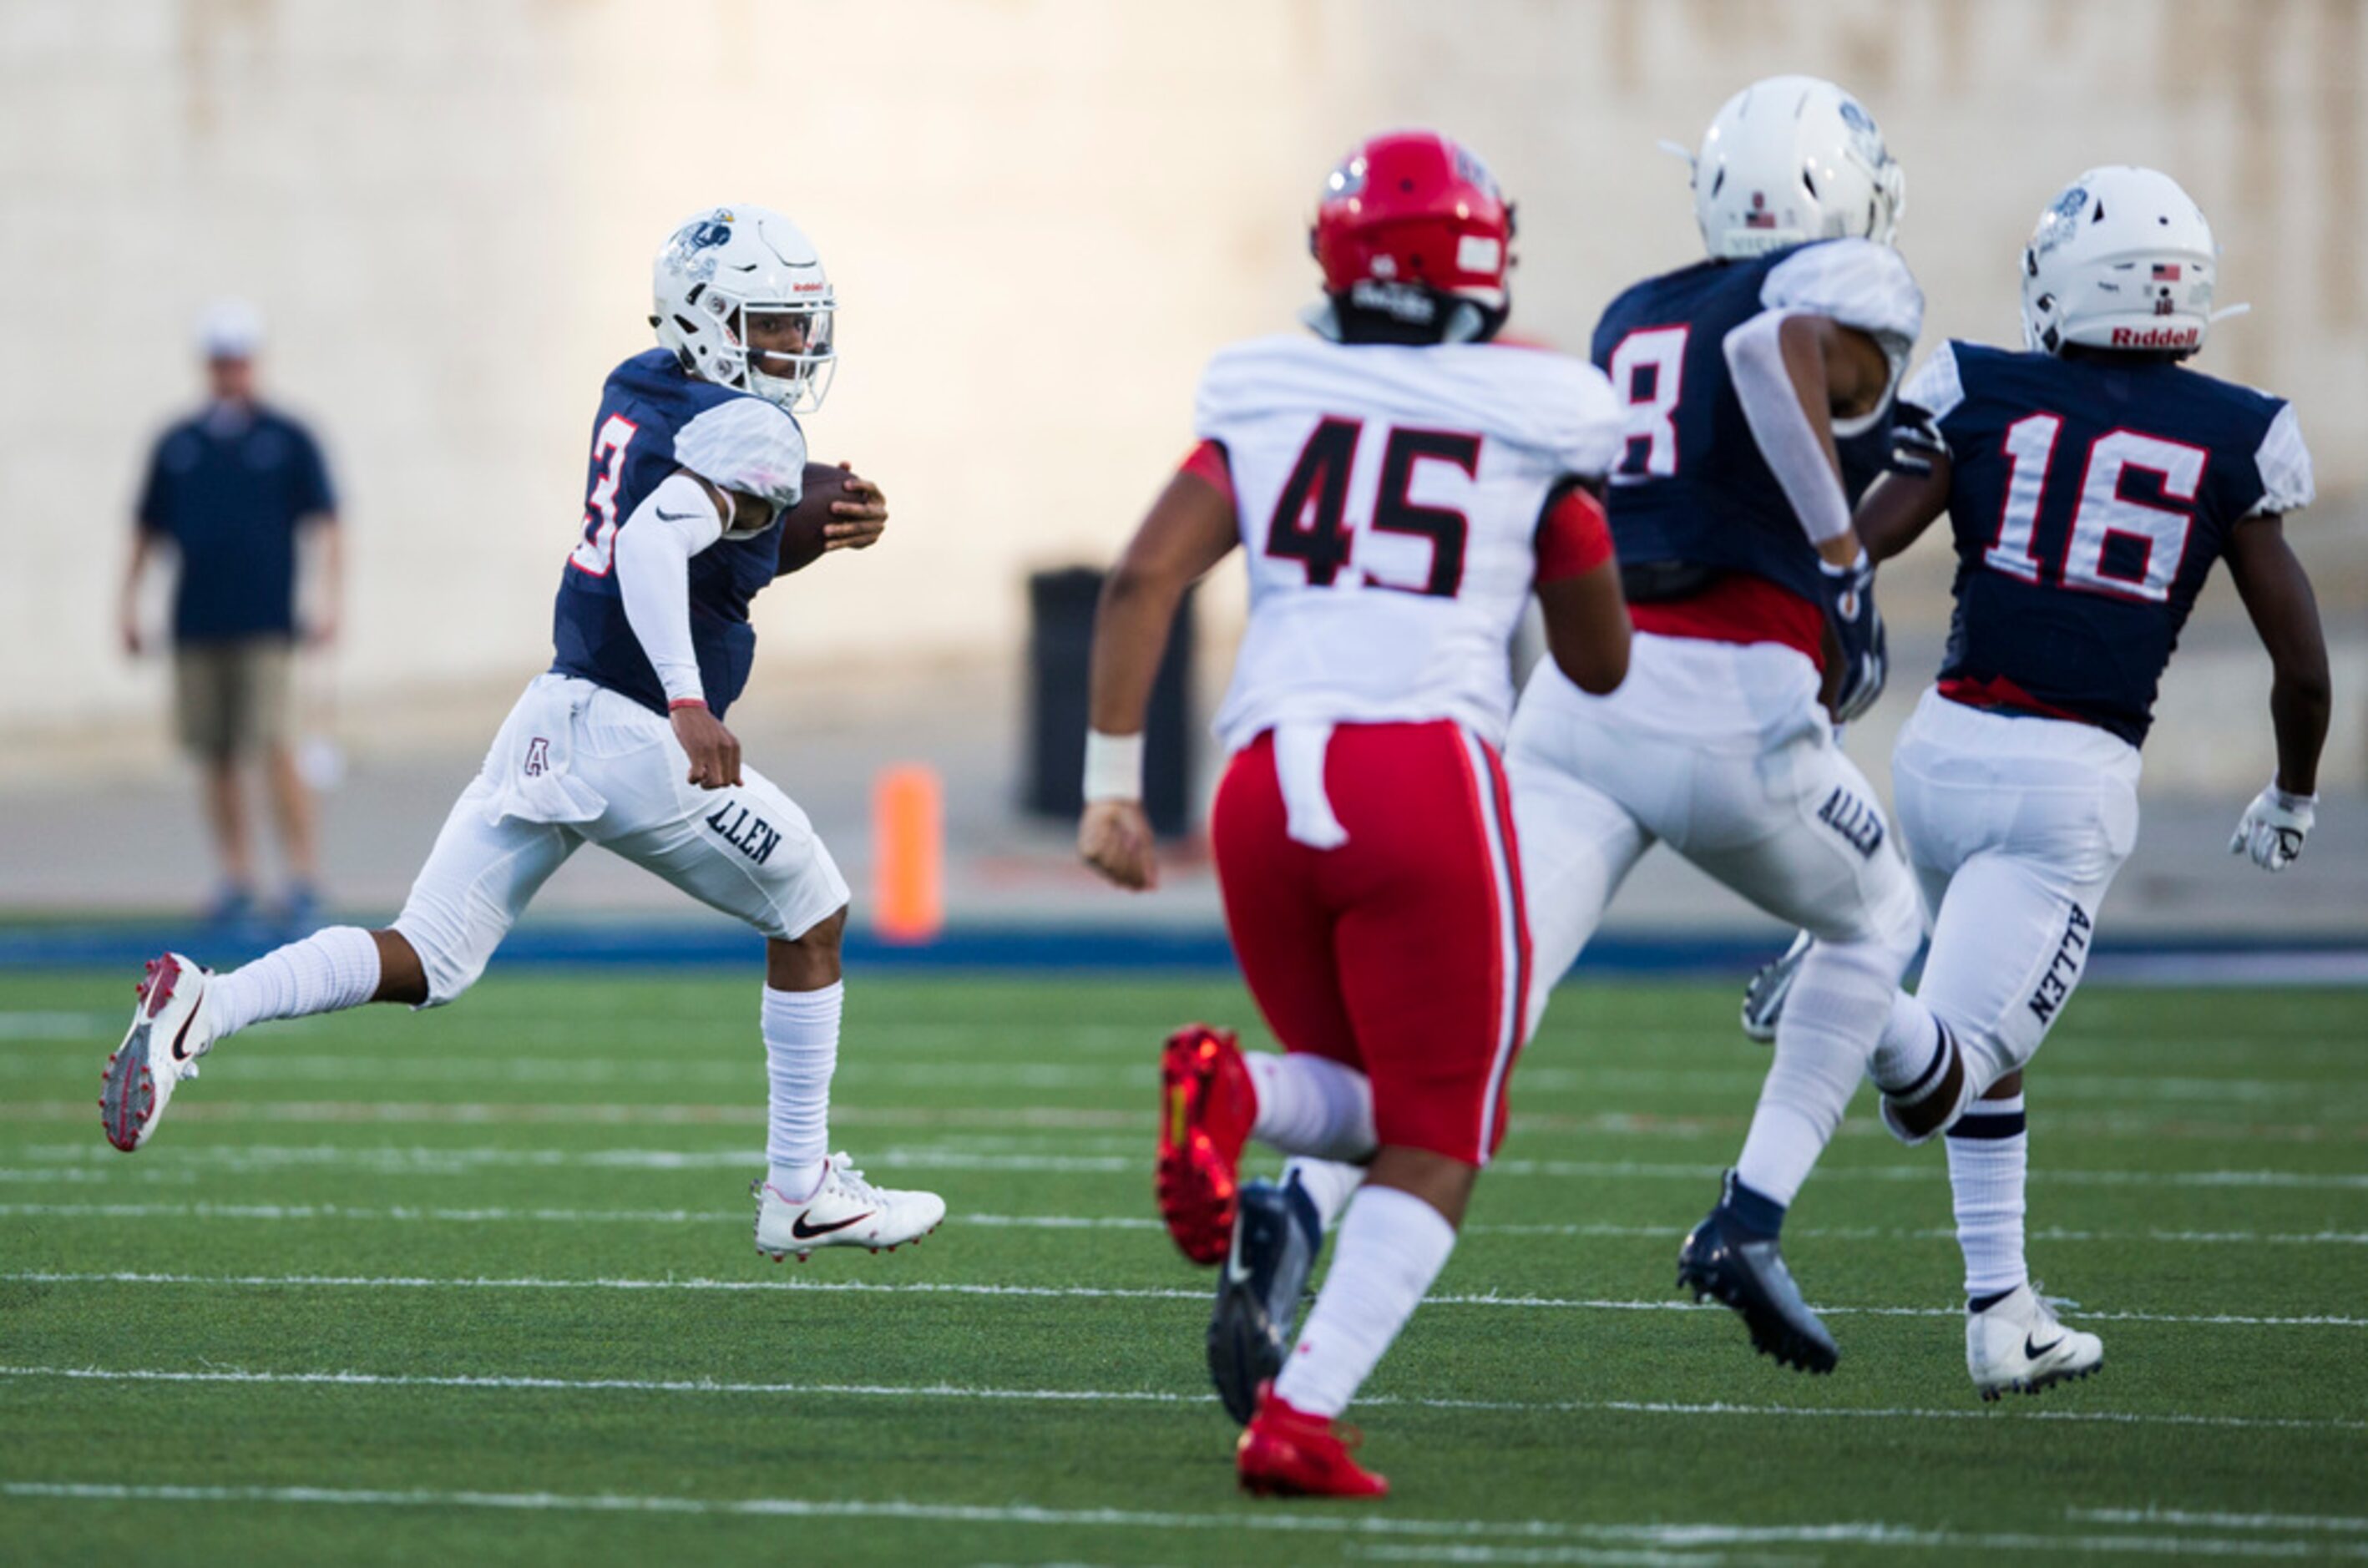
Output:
[569,413,640,576]
[1265,419,1481,598]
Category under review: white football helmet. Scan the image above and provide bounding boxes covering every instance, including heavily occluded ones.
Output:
[2020,167,2216,357]
[652,205,837,412]
[1691,76,1905,260]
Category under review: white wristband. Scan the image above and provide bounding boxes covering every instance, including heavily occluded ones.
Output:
[1082,730,1145,803]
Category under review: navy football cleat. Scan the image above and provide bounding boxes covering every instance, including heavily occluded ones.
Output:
[1677,1186,1839,1374]
[1207,1176,1323,1425]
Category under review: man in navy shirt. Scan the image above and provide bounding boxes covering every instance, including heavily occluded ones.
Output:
[121,301,342,926]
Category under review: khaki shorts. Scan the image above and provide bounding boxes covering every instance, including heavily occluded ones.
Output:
[174,637,295,761]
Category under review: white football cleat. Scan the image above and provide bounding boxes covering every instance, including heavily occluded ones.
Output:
[753,1153,946,1261]
[102,953,218,1152]
[1968,1282,2102,1400]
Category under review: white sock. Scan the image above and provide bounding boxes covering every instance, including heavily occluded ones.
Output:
[1244,1052,1377,1162]
[1284,1157,1362,1230]
[206,926,382,1039]
[1734,938,1895,1206]
[1947,1092,2030,1302]
[764,983,841,1200]
[1273,1184,1456,1418]
[1870,989,1941,1091]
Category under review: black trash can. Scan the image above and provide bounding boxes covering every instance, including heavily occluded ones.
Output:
[1024,568,1195,837]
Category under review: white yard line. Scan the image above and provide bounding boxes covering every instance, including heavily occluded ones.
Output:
[8,1482,2359,1565]
[5,1098,2356,1146]
[2071,1508,2368,1535]
[0,1013,114,1040]
[1358,1529,2368,1563]
[13,1141,2368,1190]
[4,1270,2360,1328]
[0,1367,2359,1434]
[8,1201,2365,1250]
[4,1048,2365,1107]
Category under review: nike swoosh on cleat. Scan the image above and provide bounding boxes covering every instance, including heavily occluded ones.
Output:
[790,1211,875,1240]
[170,1015,200,1062]
[2025,1333,2066,1359]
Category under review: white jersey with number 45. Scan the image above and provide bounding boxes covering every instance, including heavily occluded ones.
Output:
[1195,334,1623,751]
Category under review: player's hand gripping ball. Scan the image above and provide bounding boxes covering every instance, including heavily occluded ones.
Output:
[777,461,888,574]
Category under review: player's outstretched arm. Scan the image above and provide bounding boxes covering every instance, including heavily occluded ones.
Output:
[1078,467,1240,891]
[1853,455,1951,565]
[1534,482,1630,695]
[618,470,741,790]
[2224,514,2331,869]
[1725,311,1890,569]
[1540,560,1631,694]
[1730,312,1897,721]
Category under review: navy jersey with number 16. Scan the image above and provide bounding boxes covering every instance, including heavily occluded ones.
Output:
[1908,341,2313,746]
[548,348,807,720]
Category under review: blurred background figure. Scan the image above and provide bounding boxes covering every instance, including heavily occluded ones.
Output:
[119,300,342,930]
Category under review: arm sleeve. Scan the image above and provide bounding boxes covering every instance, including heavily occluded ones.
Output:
[2248,402,2315,517]
[1536,479,1614,584]
[1723,308,1854,546]
[615,470,726,707]
[673,397,807,529]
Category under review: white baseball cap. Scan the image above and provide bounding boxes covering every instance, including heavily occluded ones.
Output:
[199,298,263,360]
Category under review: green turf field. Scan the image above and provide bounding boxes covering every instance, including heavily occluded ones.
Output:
[1,969,2363,1565]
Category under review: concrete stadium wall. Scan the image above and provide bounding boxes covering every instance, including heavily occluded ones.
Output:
[3,0,2361,790]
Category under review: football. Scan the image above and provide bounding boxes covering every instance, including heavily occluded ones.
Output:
[775,460,863,574]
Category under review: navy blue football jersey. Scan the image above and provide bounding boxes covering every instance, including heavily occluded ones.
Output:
[1591,238,1923,605]
[549,349,807,719]
[1910,341,2313,746]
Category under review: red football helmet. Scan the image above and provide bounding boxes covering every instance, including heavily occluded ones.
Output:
[1311,130,1514,312]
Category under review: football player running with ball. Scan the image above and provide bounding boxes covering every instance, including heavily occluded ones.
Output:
[1748,167,2327,1398]
[102,206,947,1262]
[1079,131,1632,1497]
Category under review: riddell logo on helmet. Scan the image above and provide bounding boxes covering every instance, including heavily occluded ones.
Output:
[2110,325,2200,348]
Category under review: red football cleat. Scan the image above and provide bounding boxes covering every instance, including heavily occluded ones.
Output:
[1155,1023,1257,1265]
[1236,1384,1389,1499]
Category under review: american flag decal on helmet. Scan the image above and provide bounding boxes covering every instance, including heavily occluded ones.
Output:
[2152,262,2183,280]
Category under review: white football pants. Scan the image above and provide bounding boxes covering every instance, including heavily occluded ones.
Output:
[1891,686,2142,1090]
[1509,635,1924,1031]
[392,675,850,1005]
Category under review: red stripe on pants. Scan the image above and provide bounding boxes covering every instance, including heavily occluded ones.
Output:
[1211,721,1531,1166]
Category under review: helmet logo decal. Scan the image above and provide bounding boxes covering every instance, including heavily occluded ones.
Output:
[1834,96,1893,173]
[2032,185,2088,256]
[1746,190,1776,230]
[1451,144,1501,200]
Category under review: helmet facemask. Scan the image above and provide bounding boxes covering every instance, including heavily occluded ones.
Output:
[739,301,837,412]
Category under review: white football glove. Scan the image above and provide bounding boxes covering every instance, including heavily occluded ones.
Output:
[2229,781,2315,873]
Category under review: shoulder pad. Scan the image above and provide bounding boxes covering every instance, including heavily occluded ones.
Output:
[1900,341,1966,424]
[2249,401,2314,517]
[1762,240,1924,358]
[674,397,806,513]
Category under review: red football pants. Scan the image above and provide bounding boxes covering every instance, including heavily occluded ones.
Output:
[1211,721,1531,1166]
